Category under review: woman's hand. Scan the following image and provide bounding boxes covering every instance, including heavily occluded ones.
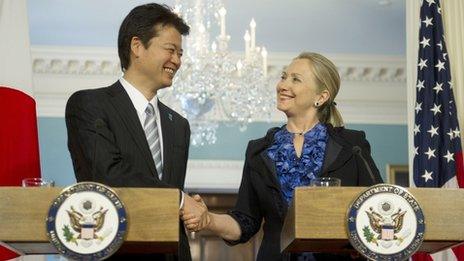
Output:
[181,194,211,232]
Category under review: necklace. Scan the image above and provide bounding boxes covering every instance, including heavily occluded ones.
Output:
[286,122,320,136]
[287,130,305,136]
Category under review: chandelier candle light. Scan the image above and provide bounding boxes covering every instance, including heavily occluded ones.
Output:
[173,0,273,146]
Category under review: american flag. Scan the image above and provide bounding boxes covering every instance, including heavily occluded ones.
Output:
[412,0,464,260]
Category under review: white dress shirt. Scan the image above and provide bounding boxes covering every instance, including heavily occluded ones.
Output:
[119,77,164,166]
[119,77,185,208]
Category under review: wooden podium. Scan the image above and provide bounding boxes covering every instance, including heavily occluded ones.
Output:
[0,187,179,254]
[281,187,464,254]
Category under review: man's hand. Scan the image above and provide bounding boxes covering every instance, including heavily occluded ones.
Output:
[180,194,210,232]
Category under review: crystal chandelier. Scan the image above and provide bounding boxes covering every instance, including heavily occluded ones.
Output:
[173,0,274,146]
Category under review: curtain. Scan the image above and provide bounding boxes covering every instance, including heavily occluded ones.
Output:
[441,0,464,156]
[0,0,33,95]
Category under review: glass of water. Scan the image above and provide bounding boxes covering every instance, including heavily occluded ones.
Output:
[310,177,341,187]
[22,178,55,187]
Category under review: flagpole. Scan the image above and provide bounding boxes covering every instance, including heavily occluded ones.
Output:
[406,0,421,188]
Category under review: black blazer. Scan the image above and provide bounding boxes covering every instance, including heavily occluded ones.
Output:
[65,81,191,260]
[229,125,383,261]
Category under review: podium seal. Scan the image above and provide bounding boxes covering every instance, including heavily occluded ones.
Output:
[347,184,425,260]
[46,182,127,260]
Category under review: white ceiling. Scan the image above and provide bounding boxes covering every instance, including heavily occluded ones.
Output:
[27,0,405,55]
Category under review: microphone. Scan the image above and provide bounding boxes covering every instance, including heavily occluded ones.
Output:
[352,146,377,185]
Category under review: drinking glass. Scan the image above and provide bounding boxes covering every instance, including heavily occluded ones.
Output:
[310,177,341,187]
[22,178,55,187]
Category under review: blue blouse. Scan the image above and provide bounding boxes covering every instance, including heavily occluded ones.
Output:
[267,123,328,204]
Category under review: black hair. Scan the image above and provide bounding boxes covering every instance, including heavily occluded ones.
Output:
[117,3,190,71]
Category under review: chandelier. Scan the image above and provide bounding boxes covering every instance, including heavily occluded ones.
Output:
[172,0,274,146]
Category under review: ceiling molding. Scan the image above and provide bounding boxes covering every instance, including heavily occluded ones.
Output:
[31,45,406,124]
[31,46,405,82]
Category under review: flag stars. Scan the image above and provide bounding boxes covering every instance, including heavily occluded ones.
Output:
[443,150,454,163]
[420,37,431,48]
[427,125,439,137]
[424,147,436,159]
[447,128,460,140]
[435,60,446,71]
[447,129,455,139]
[422,170,433,182]
[413,124,421,135]
[418,58,428,70]
[414,1,459,189]
[422,16,433,27]
[415,102,422,114]
[454,128,461,138]
[416,80,425,91]
[430,103,441,115]
[432,82,443,94]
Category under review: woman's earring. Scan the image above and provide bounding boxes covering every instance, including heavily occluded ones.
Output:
[314,102,320,107]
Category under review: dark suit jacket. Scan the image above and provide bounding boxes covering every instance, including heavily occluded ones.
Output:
[65,81,191,260]
[228,124,383,261]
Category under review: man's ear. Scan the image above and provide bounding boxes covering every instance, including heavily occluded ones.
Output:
[130,36,143,59]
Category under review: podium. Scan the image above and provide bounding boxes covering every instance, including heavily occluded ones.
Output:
[0,187,179,254]
[281,187,464,254]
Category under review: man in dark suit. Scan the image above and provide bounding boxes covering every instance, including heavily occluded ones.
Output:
[65,3,206,260]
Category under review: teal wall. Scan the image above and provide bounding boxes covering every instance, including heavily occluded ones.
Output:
[38,117,408,187]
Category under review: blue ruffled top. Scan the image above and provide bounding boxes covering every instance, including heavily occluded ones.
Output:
[267,123,328,204]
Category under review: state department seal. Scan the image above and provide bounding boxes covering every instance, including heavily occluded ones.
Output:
[46,182,127,260]
[347,184,425,260]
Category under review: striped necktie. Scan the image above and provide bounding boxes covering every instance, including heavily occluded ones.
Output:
[144,103,162,179]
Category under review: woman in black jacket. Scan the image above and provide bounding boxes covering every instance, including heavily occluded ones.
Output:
[183,52,383,260]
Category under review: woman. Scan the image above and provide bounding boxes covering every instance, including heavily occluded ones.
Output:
[183,52,383,260]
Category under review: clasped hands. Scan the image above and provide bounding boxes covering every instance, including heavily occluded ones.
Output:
[180,194,210,232]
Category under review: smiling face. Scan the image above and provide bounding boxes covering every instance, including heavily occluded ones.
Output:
[131,24,183,91]
[276,58,327,117]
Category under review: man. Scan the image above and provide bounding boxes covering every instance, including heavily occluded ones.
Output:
[65,3,205,260]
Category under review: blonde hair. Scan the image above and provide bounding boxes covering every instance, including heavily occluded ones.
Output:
[295,52,344,127]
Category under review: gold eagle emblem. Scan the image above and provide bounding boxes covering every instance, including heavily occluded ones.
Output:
[67,205,108,240]
[365,206,406,240]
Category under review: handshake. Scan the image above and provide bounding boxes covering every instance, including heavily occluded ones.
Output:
[180,194,211,232]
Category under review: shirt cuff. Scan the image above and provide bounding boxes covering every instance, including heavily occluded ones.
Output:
[179,191,185,209]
